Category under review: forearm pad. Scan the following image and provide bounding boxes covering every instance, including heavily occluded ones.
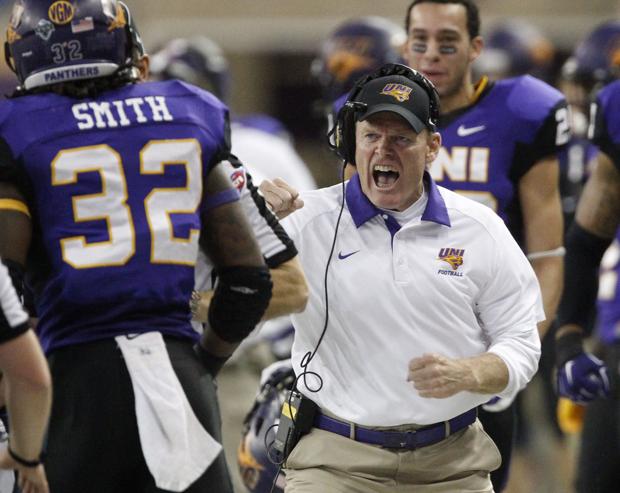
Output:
[208,265,272,343]
[556,223,612,331]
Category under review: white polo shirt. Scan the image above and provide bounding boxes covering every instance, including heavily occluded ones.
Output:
[282,172,542,427]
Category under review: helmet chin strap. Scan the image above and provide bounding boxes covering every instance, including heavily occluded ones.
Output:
[3,41,17,77]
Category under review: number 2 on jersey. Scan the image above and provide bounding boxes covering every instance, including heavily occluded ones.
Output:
[51,139,202,269]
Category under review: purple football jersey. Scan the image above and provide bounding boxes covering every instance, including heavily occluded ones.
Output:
[0,80,231,352]
[430,75,569,245]
[592,80,620,343]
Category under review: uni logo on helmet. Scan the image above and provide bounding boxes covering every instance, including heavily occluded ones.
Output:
[48,1,75,25]
[380,83,412,102]
[327,51,374,83]
[107,2,127,31]
[6,26,21,44]
[611,47,620,68]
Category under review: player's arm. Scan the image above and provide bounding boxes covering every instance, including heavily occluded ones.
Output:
[0,260,50,492]
[0,182,32,271]
[554,152,620,402]
[558,152,620,341]
[554,87,620,402]
[193,256,307,323]
[0,331,51,493]
[194,163,273,375]
[193,167,307,322]
[519,155,564,339]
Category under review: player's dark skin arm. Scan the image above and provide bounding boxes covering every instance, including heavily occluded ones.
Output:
[574,153,620,238]
[198,163,266,358]
[0,183,51,493]
[0,182,32,265]
[557,152,620,339]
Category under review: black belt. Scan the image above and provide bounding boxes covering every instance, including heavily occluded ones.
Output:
[314,408,477,450]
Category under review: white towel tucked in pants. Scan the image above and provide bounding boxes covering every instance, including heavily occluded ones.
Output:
[116,332,222,492]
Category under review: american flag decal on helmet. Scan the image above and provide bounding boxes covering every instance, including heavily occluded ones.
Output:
[437,248,464,271]
[380,83,412,102]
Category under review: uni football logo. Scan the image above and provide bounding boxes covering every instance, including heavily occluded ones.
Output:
[437,247,464,271]
[380,83,412,103]
[48,1,75,25]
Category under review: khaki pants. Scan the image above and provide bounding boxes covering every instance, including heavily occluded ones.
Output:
[284,419,500,493]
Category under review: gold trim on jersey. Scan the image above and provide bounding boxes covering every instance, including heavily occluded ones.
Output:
[0,199,31,217]
[471,76,489,104]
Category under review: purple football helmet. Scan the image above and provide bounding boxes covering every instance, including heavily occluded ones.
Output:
[5,0,144,91]
[312,16,406,103]
[474,20,555,82]
[238,361,295,493]
[150,36,231,103]
[562,20,620,88]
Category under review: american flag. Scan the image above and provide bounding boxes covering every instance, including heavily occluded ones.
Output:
[71,17,94,34]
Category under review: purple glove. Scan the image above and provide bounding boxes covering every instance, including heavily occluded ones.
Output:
[557,352,610,403]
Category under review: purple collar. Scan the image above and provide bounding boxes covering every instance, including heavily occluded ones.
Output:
[345,171,451,228]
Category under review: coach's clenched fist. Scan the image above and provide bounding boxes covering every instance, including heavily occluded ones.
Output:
[408,353,509,398]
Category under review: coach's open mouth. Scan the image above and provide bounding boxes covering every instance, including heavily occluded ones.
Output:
[373,164,400,188]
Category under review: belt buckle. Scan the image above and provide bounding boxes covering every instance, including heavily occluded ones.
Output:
[383,430,418,449]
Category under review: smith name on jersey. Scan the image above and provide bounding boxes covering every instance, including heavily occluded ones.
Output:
[430,75,569,245]
[0,80,232,352]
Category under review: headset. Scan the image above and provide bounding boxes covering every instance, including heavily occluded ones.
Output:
[330,63,440,165]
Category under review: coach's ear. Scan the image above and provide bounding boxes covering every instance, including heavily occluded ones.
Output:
[425,131,441,166]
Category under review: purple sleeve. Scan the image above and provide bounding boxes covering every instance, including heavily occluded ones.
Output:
[201,187,240,214]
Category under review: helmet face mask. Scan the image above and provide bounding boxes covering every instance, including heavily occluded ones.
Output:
[5,0,143,92]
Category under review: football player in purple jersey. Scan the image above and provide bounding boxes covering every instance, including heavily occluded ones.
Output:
[0,1,275,492]
[0,259,51,493]
[555,77,620,493]
[554,22,620,493]
[403,1,567,490]
[149,36,311,492]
